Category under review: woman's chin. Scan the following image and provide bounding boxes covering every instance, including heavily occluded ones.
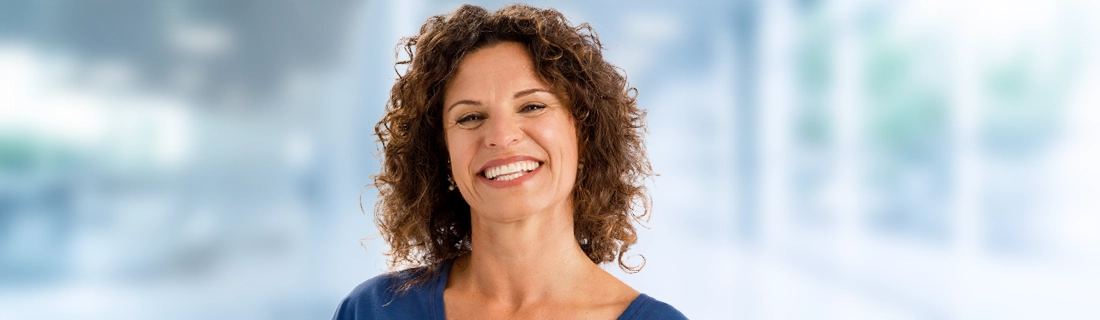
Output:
[474,206,537,222]
[471,201,556,223]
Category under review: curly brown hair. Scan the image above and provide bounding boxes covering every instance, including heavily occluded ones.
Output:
[369,3,652,287]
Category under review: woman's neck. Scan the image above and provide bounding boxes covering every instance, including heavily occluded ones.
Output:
[455,201,598,307]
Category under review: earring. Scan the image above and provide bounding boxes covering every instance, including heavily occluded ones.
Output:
[447,175,456,191]
[577,162,584,170]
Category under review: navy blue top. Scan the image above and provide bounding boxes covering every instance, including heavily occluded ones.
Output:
[332,260,687,319]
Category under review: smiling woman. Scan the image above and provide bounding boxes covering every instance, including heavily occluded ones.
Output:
[333,3,685,319]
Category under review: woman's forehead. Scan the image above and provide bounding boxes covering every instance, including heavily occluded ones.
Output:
[445,43,551,101]
[455,44,539,82]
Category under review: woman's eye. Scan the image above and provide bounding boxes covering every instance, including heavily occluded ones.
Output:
[521,104,546,112]
[457,114,483,124]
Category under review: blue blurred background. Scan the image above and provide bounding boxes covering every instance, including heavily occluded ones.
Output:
[2,0,1099,319]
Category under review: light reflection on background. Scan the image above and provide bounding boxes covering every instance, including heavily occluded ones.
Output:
[1,0,1098,319]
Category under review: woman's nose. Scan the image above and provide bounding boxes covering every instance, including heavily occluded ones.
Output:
[484,115,522,148]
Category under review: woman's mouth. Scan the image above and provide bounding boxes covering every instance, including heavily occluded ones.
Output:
[481,160,542,181]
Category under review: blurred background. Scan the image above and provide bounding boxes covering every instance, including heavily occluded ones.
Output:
[1,0,1098,319]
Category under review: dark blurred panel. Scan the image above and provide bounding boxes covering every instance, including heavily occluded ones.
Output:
[3,0,362,107]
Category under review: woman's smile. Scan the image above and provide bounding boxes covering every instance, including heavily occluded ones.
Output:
[479,157,542,181]
[478,159,543,188]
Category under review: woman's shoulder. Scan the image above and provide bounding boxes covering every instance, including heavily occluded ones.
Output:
[331,265,447,320]
[618,294,689,320]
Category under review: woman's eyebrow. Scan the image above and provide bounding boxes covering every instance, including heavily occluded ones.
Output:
[446,99,481,114]
[514,88,550,99]
[447,88,550,114]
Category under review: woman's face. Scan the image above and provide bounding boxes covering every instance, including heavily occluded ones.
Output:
[443,41,579,222]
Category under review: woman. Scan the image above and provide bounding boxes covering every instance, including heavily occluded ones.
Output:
[334,4,686,319]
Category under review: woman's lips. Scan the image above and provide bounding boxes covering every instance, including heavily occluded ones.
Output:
[477,161,542,188]
[475,155,545,188]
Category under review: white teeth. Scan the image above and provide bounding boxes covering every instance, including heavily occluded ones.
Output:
[483,160,540,180]
[495,171,525,181]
